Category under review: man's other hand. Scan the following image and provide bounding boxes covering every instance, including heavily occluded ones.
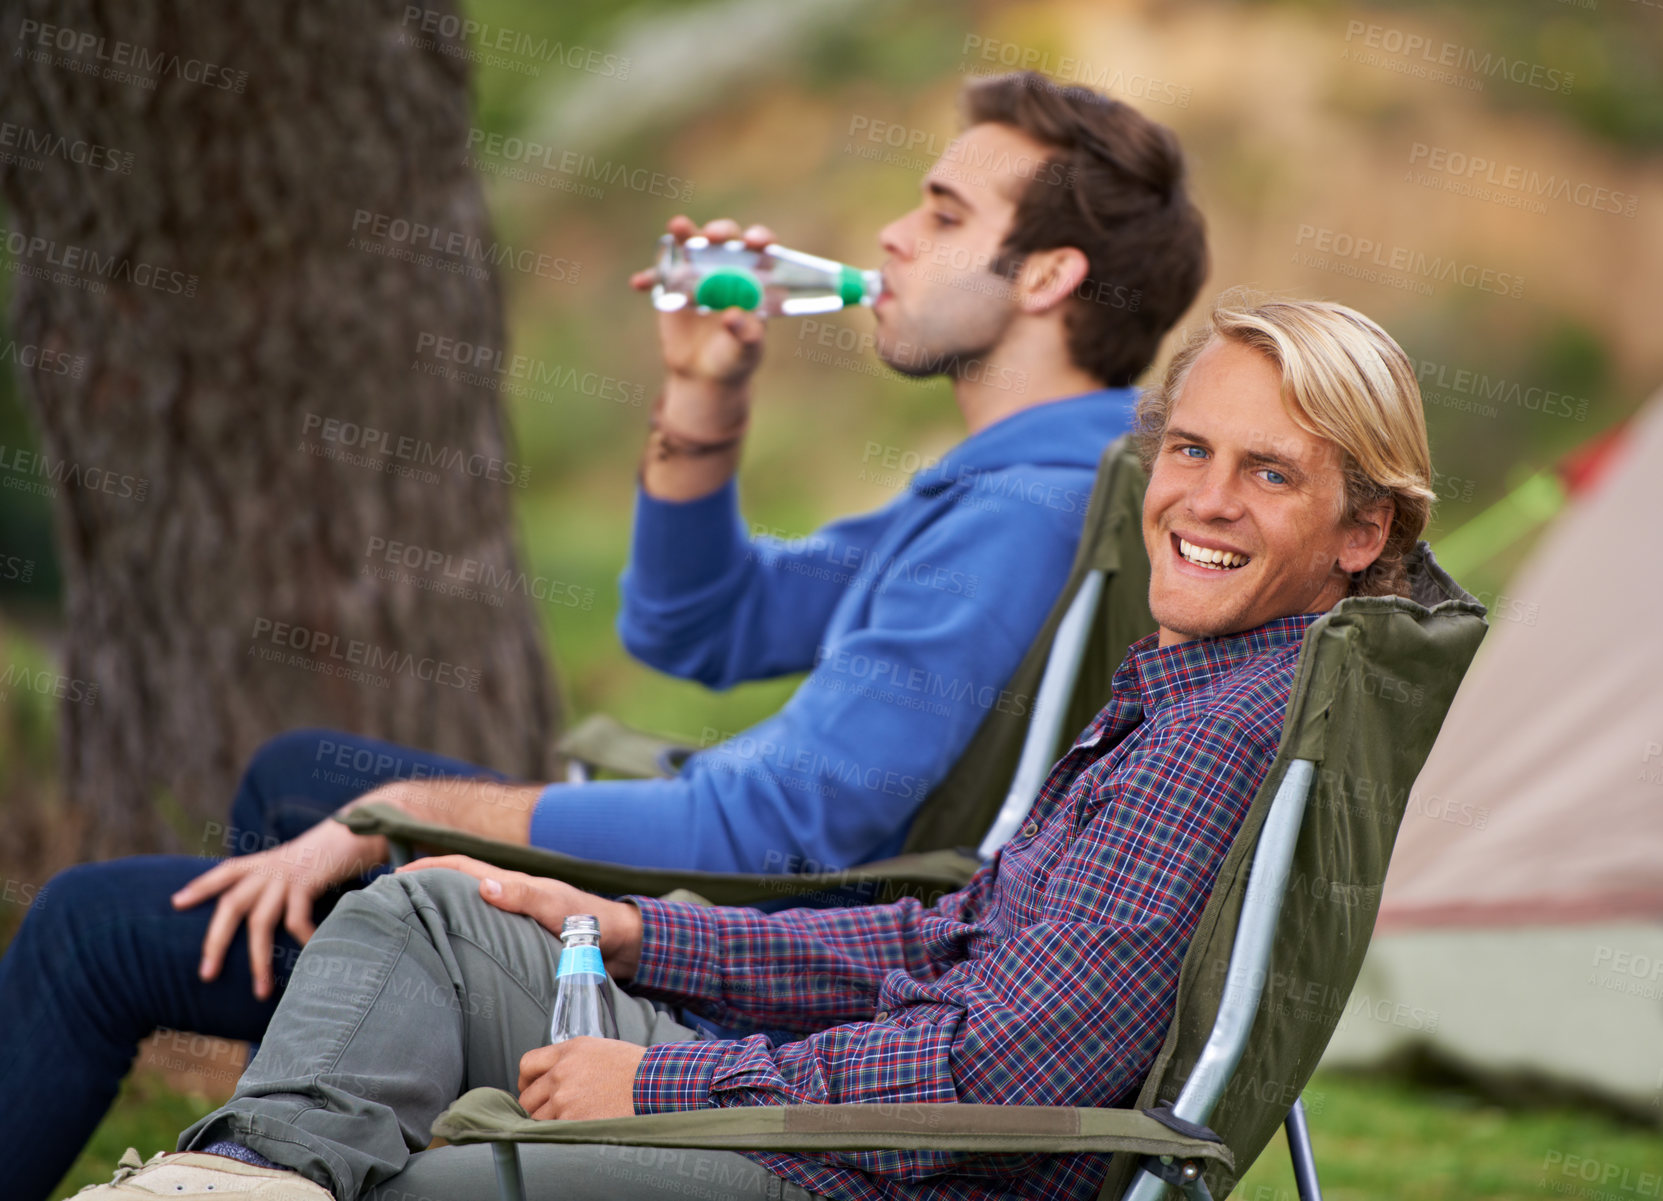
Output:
[396,854,644,980]
[517,1037,646,1121]
[171,817,388,1001]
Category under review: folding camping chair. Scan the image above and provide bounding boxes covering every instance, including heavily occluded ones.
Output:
[411,545,1489,1201]
[341,433,1156,908]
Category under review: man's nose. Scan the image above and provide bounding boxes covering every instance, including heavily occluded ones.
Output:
[1186,465,1245,522]
[877,215,912,261]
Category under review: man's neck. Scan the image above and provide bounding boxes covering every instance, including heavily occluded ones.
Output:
[949,325,1111,435]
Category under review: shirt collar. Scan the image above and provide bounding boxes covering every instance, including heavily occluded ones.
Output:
[909,387,1137,496]
[1113,613,1323,714]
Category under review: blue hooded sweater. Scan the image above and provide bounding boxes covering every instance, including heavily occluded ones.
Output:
[528,388,1136,871]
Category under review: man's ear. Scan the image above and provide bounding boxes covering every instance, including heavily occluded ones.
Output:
[1336,499,1394,575]
[1015,246,1089,315]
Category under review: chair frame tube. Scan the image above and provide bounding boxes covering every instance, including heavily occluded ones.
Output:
[1124,757,1317,1201]
[978,568,1106,859]
[1284,1096,1324,1201]
[493,1141,528,1201]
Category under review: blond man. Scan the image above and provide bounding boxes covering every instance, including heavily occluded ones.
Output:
[77,297,1436,1201]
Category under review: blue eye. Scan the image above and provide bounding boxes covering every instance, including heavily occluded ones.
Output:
[1179,445,1206,459]
[1262,469,1287,485]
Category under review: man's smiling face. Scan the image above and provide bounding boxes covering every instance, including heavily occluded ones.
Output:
[1143,336,1391,646]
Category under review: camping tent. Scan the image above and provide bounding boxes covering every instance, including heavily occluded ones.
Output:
[1321,392,1663,1121]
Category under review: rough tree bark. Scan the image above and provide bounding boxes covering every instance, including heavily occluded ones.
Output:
[0,0,562,856]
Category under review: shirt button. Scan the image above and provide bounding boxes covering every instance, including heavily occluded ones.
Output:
[874,1010,890,1021]
[1020,822,1039,839]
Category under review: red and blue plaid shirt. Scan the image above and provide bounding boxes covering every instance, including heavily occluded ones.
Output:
[629,613,1320,1201]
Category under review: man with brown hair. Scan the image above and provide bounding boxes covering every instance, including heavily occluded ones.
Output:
[12,72,1209,1201]
[959,70,1209,390]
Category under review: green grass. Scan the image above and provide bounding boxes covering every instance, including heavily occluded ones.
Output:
[56,1068,1663,1198]
[1234,1071,1663,1200]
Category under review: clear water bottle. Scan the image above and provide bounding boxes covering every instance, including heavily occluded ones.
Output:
[548,914,619,1043]
[651,234,883,317]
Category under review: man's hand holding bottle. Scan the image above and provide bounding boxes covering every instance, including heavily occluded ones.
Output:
[630,215,772,500]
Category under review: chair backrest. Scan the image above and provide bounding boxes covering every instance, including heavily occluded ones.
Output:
[1095,544,1488,1198]
[902,436,1153,856]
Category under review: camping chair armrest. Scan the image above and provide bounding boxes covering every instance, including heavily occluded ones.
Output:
[432,1088,1235,1168]
[557,714,694,780]
[335,802,979,906]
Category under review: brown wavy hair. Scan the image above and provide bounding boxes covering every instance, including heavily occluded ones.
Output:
[961,70,1207,387]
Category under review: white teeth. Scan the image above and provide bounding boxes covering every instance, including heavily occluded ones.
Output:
[1179,538,1249,571]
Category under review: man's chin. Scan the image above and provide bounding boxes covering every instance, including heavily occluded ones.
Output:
[874,325,995,381]
[1149,596,1248,644]
[875,348,945,380]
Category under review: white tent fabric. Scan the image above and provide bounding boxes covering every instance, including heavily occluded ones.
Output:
[1322,392,1663,1117]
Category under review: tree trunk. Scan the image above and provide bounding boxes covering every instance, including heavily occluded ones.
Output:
[0,0,561,857]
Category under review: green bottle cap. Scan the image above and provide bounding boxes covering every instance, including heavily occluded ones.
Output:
[838,264,866,308]
[695,268,763,312]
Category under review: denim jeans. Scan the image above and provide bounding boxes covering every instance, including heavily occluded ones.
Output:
[0,728,505,1201]
[179,868,818,1201]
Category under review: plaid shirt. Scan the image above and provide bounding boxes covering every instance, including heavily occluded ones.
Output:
[628,613,1319,1201]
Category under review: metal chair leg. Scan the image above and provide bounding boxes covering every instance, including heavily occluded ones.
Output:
[492,1142,528,1201]
[1284,1096,1324,1201]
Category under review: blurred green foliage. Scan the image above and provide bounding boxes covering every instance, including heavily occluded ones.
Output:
[1255,0,1663,148]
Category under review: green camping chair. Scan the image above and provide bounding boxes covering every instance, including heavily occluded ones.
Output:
[341,434,1156,908]
[418,544,1488,1201]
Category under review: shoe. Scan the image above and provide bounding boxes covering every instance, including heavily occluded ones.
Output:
[67,1147,334,1198]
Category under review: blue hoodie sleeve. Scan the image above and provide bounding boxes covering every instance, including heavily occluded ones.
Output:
[617,480,900,688]
[532,466,1093,871]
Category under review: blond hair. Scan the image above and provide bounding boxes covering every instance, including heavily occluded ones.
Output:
[1135,293,1435,598]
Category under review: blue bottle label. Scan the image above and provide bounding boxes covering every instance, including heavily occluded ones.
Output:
[557,944,605,979]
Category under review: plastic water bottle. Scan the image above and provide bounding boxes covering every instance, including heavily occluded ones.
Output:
[548,914,619,1043]
[651,234,883,317]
